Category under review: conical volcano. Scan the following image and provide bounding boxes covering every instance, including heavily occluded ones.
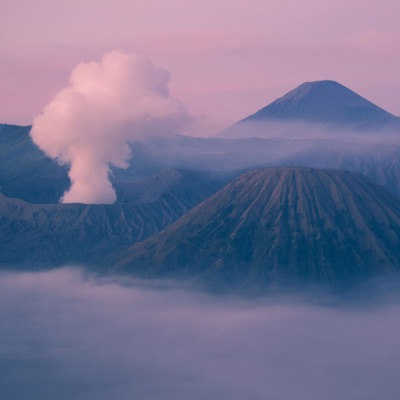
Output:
[116,167,400,291]
[222,80,400,136]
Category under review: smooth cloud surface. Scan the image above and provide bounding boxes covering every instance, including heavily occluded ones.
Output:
[30,51,191,204]
[1,267,400,400]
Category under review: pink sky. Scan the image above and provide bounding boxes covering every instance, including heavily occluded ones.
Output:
[1,0,400,135]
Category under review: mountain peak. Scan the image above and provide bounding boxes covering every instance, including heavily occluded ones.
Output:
[274,80,347,101]
[230,80,400,133]
[271,80,363,107]
[116,167,400,292]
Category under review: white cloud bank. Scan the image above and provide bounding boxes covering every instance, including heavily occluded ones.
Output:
[30,51,191,204]
[1,267,400,400]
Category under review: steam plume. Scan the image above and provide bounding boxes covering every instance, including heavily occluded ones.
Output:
[30,51,191,204]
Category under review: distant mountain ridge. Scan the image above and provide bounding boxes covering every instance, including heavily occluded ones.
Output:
[0,168,227,267]
[2,121,400,201]
[116,167,400,292]
[0,124,69,203]
[222,80,400,136]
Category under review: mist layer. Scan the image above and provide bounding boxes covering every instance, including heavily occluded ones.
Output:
[1,268,400,400]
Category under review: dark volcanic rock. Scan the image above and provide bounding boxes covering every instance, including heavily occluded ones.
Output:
[0,168,227,268]
[0,124,69,203]
[116,168,400,291]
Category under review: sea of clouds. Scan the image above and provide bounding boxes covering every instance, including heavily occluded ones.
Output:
[1,267,400,400]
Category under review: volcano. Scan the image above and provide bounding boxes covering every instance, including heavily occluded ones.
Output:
[222,80,400,137]
[0,168,227,268]
[116,167,400,292]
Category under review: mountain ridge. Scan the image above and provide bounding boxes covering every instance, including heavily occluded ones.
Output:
[0,168,228,267]
[115,167,400,292]
[222,80,400,136]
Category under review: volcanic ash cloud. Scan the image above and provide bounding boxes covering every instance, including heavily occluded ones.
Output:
[30,51,191,204]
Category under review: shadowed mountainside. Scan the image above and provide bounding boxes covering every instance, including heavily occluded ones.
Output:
[116,168,400,292]
[0,124,69,203]
[0,168,228,268]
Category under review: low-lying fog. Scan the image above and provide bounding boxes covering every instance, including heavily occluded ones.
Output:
[1,267,400,400]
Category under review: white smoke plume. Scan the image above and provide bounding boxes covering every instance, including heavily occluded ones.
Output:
[30,51,191,204]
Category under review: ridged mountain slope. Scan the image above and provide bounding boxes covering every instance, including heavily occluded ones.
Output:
[0,169,226,268]
[116,168,400,291]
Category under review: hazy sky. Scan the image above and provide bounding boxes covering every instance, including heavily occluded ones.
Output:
[2,0,400,134]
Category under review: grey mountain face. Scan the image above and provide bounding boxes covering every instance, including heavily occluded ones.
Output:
[222,80,400,137]
[0,168,227,268]
[116,168,400,292]
[244,80,399,126]
[0,124,69,203]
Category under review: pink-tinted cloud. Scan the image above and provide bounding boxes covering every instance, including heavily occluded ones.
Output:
[31,51,191,204]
